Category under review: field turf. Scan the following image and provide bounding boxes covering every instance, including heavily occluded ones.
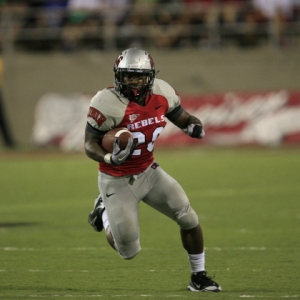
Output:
[0,147,299,299]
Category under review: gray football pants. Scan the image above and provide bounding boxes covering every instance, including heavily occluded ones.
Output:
[98,162,199,260]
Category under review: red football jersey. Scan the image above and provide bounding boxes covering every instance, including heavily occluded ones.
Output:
[87,79,181,176]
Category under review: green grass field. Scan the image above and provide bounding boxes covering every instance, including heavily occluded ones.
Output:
[0,147,300,299]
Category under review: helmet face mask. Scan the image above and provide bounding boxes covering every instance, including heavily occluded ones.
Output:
[114,48,156,103]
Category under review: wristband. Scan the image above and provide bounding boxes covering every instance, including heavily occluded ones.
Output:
[104,153,112,164]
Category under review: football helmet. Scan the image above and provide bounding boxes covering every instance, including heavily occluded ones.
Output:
[114,48,156,103]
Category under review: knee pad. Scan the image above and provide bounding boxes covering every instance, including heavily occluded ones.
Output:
[175,204,199,230]
[114,239,141,260]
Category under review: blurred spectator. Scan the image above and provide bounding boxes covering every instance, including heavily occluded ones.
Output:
[183,0,214,49]
[102,0,134,50]
[234,1,263,48]
[115,0,157,49]
[62,0,133,51]
[62,0,105,51]
[149,1,186,49]
[18,0,67,51]
[0,0,28,51]
[252,0,294,47]
[116,6,148,49]
[104,0,132,25]
[219,0,243,46]
[80,13,104,50]
[22,1,46,32]
[43,0,69,28]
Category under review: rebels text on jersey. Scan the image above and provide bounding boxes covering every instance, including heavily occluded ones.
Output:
[87,79,180,176]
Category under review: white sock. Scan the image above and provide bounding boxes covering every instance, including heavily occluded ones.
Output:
[188,252,205,274]
[102,210,110,231]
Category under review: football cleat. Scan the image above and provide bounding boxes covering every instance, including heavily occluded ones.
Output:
[187,271,221,292]
[88,195,105,232]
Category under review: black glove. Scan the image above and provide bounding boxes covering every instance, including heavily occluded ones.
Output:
[184,124,205,139]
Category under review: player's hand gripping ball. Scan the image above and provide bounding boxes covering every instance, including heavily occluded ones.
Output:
[102,128,133,153]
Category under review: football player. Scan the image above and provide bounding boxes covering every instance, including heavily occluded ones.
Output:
[85,48,221,292]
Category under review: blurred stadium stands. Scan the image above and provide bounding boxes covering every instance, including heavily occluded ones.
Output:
[1,0,300,52]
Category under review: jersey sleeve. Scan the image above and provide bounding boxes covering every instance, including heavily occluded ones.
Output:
[152,79,181,114]
[87,88,128,132]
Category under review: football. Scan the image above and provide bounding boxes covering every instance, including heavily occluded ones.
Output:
[102,127,133,153]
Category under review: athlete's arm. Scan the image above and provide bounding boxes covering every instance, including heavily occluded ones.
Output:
[84,123,137,165]
[84,124,106,163]
[167,106,205,139]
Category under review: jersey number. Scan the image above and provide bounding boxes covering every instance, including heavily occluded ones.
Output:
[131,126,164,156]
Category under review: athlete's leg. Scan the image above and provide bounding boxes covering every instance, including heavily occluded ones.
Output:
[100,209,115,250]
[99,173,141,260]
[143,165,199,231]
[142,164,205,271]
[181,224,204,254]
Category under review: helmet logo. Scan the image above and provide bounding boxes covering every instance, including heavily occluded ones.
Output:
[148,54,155,69]
[115,55,124,68]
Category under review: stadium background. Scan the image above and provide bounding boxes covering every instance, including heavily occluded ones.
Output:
[3,47,300,147]
[1,0,300,148]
